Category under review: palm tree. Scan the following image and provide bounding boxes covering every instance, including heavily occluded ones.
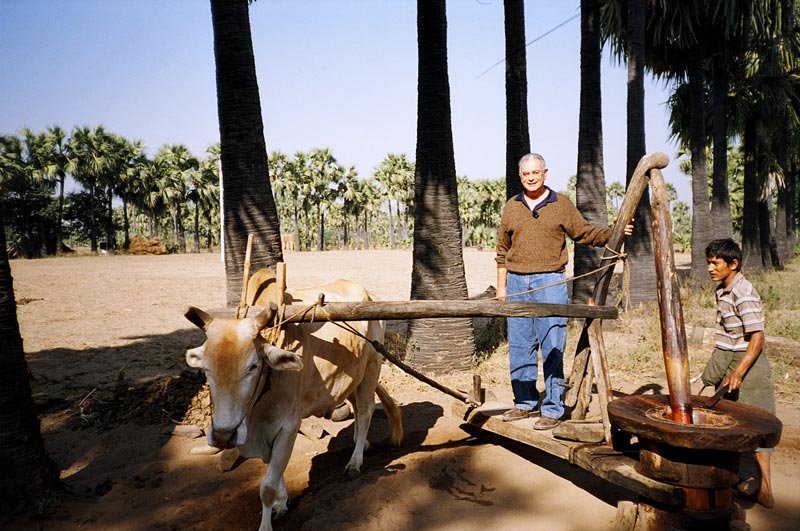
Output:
[622,0,714,282]
[408,0,475,371]
[306,148,341,251]
[733,1,799,268]
[602,0,660,301]
[338,166,361,248]
[191,146,221,252]
[156,144,198,253]
[372,153,414,249]
[356,177,381,248]
[18,128,55,256]
[40,126,71,254]
[66,126,113,253]
[503,0,530,200]
[210,0,283,304]
[374,153,414,248]
[0,211,60,509]
[572,0,610,305]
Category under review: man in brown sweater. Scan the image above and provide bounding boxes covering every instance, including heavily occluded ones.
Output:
[496,153,631,429]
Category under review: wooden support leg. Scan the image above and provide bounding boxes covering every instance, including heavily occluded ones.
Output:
[588,317,613,443]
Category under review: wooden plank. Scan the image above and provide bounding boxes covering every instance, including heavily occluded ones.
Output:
[209,300,618,322]
[451,400,685,507]
[452,401,571,460]
[570,445,684,507]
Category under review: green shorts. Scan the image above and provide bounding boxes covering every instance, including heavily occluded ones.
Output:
[701,348,776,415]
[701,348,777,453]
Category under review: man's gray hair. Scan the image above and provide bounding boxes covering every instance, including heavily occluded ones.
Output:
[518,153,546,170]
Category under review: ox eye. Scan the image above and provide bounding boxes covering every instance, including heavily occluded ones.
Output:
[248,361,260,374]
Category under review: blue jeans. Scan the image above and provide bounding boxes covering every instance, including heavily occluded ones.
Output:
[506,271,568,419]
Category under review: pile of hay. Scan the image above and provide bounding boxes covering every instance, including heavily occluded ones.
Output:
[127,236,167,255]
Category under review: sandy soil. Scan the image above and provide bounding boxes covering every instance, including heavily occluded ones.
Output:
[6,249,800,531]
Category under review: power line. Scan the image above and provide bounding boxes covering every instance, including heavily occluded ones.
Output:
[476,13,580,79]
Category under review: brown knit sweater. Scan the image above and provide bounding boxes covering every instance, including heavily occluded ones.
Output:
[495,189,612,274]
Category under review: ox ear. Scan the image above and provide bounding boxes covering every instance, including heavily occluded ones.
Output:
[186,345,205,368]
[185,306,213,330]
[263,345,303,371]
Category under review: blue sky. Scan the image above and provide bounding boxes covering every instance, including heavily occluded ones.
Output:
[1,0,687,201]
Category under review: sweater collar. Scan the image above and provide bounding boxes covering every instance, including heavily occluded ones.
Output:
[514,187,557,213]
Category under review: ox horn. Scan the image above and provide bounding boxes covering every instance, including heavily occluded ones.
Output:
[185,306,214,330]
[254,302,277,331]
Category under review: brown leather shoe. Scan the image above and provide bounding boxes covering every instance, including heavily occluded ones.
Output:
[501,407,539,422]
[533,415,560,430]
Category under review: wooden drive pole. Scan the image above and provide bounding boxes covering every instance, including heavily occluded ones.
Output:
[230,299,617,323]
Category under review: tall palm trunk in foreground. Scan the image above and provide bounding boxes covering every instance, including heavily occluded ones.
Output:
[0,213,59,511]
[210,0,283,305]
[572,0,608,305]
[408,0,475,371]
[504,0,529,200]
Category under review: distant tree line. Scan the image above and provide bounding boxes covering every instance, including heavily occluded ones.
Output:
[1,126,702,258]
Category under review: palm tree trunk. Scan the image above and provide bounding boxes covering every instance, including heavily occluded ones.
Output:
[106,187,115,251]
[193,201,201,253]
[409,0,475,371]
[211,0,283,304]
[503,0,529,200]
[56,173,65,255]
[742,119,762,270]
[122,199,130,250]
[292,206,301,251]
[624,0,657,304]
[710,51,732,238]
[89,180,98,252]
[688,50,713,283]
[775,114,791,264]
[177,209,187,254]
[758,195,778,270]
[573,0,608,305]
[319,209,325,251]
[343,201,350,247]
[789,159,798,252]
[387,201,395,248]
[0,213,59,510]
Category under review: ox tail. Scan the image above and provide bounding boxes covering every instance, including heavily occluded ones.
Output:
[375,384,403,447]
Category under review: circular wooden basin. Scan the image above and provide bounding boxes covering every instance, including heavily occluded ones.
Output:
[607,394,782,452]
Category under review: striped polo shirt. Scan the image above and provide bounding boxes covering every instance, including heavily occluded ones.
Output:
[714,272,765,351]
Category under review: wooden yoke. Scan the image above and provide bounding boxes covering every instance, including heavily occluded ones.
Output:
[565,152,669,422]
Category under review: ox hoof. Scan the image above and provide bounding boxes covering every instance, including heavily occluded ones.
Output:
[217,447,240,471]
[344,465,361,477]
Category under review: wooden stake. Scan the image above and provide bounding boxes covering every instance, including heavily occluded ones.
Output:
[237,233,254,318]
[276,261,287,305]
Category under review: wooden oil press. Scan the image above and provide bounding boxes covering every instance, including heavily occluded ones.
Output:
[602,157,782,529]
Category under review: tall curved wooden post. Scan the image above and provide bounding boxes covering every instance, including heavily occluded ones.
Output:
[650,169,692,423]
[566,152,669,419]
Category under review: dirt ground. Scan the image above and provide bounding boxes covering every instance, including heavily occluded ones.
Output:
[6,249,800,531]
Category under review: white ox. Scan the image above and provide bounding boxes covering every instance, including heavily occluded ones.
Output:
[184,277,403,531]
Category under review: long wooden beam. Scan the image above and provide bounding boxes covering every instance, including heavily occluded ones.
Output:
[209,300,618,322]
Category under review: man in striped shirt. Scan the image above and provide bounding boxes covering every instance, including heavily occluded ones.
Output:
[701,238,776,508]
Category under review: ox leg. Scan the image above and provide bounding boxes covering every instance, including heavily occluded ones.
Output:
[345,362,380,475]
[258,428,297,531]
